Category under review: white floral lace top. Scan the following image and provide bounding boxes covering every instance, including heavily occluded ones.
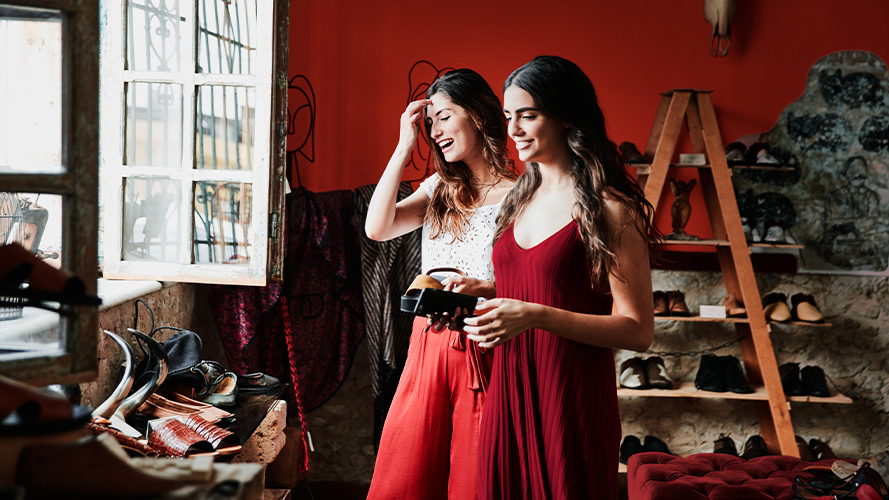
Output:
[419,173,500,282]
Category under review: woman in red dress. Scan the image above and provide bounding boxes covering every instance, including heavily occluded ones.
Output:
[464,56,657,499]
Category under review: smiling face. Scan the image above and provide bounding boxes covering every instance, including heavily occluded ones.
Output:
[503,85,568,165]
[426,93,483,166]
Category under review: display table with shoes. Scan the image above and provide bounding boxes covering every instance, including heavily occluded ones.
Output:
[627,452,852,500]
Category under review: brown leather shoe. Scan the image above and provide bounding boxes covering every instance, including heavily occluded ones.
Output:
[723,293,747,317]
[644,357,673,390]
[666,290,691,317]
[653,291,669,316]
[791,293,824,323]
[763,292,791,322]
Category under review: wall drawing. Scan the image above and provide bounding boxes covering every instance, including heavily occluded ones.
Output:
[732,51,889,273]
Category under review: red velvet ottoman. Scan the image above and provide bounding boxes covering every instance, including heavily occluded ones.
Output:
[628,452,840,500]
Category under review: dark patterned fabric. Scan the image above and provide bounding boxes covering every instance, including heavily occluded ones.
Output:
[353,183,421,446]
[210,187,365,414]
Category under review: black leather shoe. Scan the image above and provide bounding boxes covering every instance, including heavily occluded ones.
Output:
[742,435,769,459]
[620,435,644,464]
[808,438,836,460]
[723,356,754,394]
[779,362,804,396]
[713,435,737,455]
[695,354,726,392]
[619,141,645,164]
[643,435,672,455]
[801,365,830,397]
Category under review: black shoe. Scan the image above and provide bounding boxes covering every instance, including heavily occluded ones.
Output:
[619,435,644,464]
[644,357,673,390]
[695,354,726,392]
[643,435,672,455]
[801,365,830,397]
[779,362,804,396]
[723,356,754,394]
[620,141,645,164]
[742,435,769,459]
[713,435,738,456]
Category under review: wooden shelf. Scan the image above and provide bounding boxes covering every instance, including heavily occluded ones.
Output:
[662,239,803,250]
[629,163,796,174]
[654,315,832,327]
[617,381,852,404]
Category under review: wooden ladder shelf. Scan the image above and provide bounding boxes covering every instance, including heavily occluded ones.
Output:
[637,89,798,457]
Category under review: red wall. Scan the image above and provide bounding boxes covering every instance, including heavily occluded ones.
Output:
[287,0,889,236]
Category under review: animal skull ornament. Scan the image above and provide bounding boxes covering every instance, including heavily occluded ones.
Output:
[704,0,737,57]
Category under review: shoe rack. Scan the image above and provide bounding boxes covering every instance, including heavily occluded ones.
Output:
[624,89,850,458]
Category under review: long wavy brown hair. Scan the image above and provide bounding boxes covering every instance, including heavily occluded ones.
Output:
[424,69,517,241]
[496,56,660,284]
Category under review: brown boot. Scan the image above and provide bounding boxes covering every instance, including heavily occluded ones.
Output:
[723,293,747,317]
[653,291,669,316]
[666,290,691,317]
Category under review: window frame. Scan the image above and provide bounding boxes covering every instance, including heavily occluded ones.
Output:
[99,0,287,286]
[0,0,100,384]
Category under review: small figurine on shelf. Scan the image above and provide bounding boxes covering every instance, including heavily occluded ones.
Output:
[667,178,700,240]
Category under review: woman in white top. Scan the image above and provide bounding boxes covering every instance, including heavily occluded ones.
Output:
[365,68,516,500]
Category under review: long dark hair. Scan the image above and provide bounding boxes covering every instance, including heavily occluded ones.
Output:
[424,69,516,241]
[496,55,658,284]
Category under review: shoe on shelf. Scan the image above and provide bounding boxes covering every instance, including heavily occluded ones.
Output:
[644,357,673,390]
[653,290,669,316]
[713,435,738,455]
[619,435,644,464]
[201,371,238,408]
[763,292,791,322]
[779,362,804,396]
[0,372,93,436]
[619,358,649,390]
[643,435,672,454]
[801,365,831,397]
[791,293,825,323]
[723,356,754,394]
[724,142,747,163]
[796,435,815,462]
[666,290,691,317]
[723,293,747,317]
[694,354,726,392]
[808,438,837,460]
[755,147,781,165]
[742,435,770,459]
[0,242,101,312]
[619,141,645,164]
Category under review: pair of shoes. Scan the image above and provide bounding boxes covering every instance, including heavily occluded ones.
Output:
[723,293,747,317]
[136,392,233,423]
[0,242,101,313]
[742,435,771,459]
[779,363,831,397]
[694,354,754,393]
[724,142,747,163]
[797,437,837,461]
[619,435,672,464]
[714,434,738,455]
[653,290,690,317]
[795,462,888,500]
[619,141,645,164]
[764,291,821,322]
[619,356,673,390]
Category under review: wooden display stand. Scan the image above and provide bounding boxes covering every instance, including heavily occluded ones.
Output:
[631,89,828,457]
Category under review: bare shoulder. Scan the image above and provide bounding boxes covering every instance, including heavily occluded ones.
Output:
[602,194,645,239]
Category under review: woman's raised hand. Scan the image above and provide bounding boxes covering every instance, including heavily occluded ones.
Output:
[398,99,433,152]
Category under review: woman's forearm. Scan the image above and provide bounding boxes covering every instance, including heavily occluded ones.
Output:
[531,304,653,352]
[365,146,416,241]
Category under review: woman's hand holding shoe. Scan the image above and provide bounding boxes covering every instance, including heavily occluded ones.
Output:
[442,276,496,300]
[463,299,541,348]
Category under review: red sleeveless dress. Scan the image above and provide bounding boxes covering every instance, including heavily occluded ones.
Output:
[478,220,621,500]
